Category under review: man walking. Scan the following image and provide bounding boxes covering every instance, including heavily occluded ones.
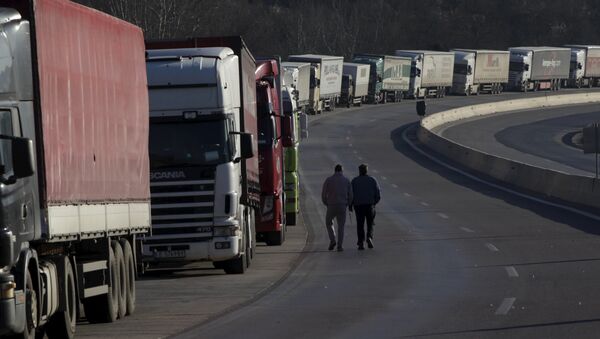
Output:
[322,164,353,251]
[351,164,381,250]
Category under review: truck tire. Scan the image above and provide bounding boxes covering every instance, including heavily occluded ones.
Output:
[265,230,284,246]
[83,246,118,323]
[111,240,127,319]
[46,257,76,339]
[119,239,136,315]
[286,212,296,226]
[11,270,38,339]
[223,255,246,274]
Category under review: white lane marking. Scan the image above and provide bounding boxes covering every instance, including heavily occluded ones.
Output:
[495,297,516,315]
[460,227,474,233]
[346,136,350,140]
[485,243,499,252]
[381,176,387,180]
[420,201,430,207]
[505,266,519,278]
[349,143,353,147]
[353,150,358,154]
[404,192,412,197]
[372,169,379,173]
[437,213,449,219]
[392,184,398,188]
[358,156,363,160]
[401,128,600,222]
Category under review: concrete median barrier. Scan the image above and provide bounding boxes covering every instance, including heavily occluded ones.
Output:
[418,92,600,210]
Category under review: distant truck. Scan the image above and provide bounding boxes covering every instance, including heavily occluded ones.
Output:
[508,47,571,91]
[395,50,455,99]
[255,58,293,245]
[352,54,411,103]
[564,45,600,88]
[451,49,510,95]
[288,54,343,112]
[144,37,259,274]
[0,1,150,337]
[340,63,370,107]
[282,62,311,112]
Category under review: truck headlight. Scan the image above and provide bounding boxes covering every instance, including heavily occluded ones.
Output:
[213,226,240,237]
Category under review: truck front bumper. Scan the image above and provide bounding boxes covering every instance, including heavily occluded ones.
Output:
[142,235,242,264]
[0,274,23,335]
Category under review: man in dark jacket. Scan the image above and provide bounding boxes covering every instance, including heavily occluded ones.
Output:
[351,164,381,250]
[322,164,353,251]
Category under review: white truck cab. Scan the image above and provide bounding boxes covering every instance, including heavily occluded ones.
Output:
[451,51,476,95]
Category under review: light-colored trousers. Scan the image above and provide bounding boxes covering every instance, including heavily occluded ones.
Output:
[325,204,347,247]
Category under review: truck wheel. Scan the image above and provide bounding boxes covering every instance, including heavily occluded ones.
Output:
[119,239,136,315]
[223,255,246,274]
[12,270,38,339]
[83,245,118,323]
[46,257,76,339]
[265,231,284,246]
[286,212,296,226]
[112,240,127,319]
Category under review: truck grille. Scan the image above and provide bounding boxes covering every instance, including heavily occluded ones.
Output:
[146,177,216,244]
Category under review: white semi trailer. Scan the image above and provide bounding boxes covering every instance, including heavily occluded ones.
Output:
[341,63,370,107]
[288,54,343,112]
[564,45,600,88]
[508,47,571,92]
[394,50,455,99]
[451,49,510,95]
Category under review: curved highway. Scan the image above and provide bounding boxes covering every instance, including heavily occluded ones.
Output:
[175,92,600,339]
[440,103,600,176]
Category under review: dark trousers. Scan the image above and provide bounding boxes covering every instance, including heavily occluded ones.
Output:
[354,205,374,245]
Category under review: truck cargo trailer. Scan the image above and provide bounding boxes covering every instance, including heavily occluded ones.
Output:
[451,49,509,95]
[0,1,151,337]
[508,47,570,92]
[340,63,370,107]
[395,50,455,99]
[352,54,411,103]
[282,62,311,112]
[288,54,343,112]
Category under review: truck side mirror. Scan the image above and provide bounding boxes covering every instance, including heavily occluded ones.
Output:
[467,65,473,75]
[299,113,308,140]
[240,133,254,159]
[12,137,34,179]
[578,63,583,70]
[524,64,530,71]
[416,100,427,117]
[282,115,295,148]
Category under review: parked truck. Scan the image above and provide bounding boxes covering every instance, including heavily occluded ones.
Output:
[564,45,600,88]
[451,49,510,95]
[395,50,455,99]
[0,1,150,337]
[282,62,311,113]
[144,37,259,274]
[255,58,294,245]
[340,63,370,107]
[352,54,411,103]
[288,54,343,112]
[508,47,571,91]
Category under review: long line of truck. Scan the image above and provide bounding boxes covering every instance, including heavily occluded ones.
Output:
[3,0,600,338]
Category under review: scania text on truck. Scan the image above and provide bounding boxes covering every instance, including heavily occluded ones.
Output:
[340,63,370,107]
[508,47,571,91]
[255,58,294,245]
[564,45,600,88]
[0,1,151,337]
[352,54,411,103]
[394,50,455,99]
[288,54,343,112]
[281,62,311,113]
[143,37,259,274]
[451,49,510,95]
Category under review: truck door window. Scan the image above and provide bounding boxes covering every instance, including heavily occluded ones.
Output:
[0,110,13,174]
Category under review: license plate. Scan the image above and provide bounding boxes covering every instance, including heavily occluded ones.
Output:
[155,250,186,258]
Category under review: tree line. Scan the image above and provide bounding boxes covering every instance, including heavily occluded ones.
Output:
[75,0,600,59]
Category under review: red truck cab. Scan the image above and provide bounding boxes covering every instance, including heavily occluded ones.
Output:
[255,59,293,245]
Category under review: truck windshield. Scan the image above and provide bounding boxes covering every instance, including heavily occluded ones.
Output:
[509,61,525,72]
[149,119,230,168]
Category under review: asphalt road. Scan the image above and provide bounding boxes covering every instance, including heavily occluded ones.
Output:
[177,91,600,339]
[440,104,600,176]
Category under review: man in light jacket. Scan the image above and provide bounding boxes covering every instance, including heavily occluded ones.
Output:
[322,164,353,251]
[351,164,381,250]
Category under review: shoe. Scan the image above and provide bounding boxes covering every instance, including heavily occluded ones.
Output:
[358,244,365,250]
[328,241,336,251]
[367,238,374,249]
[337,247,344,252]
